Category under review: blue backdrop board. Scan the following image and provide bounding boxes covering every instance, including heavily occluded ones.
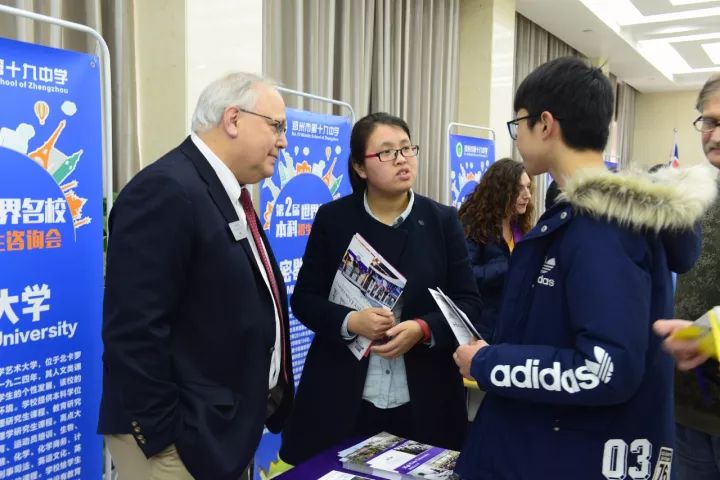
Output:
[255,107,352,479]
[0,37,104,479]
[449,134,495,209]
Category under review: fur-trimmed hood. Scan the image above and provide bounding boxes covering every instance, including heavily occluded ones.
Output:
[560,165,718,232]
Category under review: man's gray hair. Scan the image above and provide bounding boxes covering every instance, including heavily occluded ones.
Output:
[191,72,277,133]
[696,74,720,112]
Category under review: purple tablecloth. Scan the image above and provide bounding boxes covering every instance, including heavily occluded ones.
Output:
[274,438,387,480]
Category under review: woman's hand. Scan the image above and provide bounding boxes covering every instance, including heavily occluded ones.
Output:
[347,308,395,341]
[371,321,424,359]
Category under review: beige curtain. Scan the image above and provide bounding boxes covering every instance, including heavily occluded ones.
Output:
[615,80,636,170]
[0,0,140,193]
[513,13,587,218]
[264,0,460,202]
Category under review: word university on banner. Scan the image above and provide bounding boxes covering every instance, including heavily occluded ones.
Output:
[0,36,104,480]
[255,107,352,480]
[449,133,495,208]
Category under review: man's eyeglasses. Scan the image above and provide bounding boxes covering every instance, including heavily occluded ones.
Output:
[506,114,540,140]
[694,116,720,133]
[364,145,420,162]
[239,108,287,135]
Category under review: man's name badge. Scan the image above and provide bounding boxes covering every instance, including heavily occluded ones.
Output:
[229,220,247,241]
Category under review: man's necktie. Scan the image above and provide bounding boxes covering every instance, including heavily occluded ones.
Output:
[239,188,287,383]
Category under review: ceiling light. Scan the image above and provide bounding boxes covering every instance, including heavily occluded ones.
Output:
[621,7,720,25]
[579,0,643,29]
[702,42,720,64]
[636,40,692,75]
[652,26,699,35]
[669,0,717,5]
[660,32,720,43]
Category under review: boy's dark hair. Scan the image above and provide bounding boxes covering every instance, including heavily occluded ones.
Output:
[513,56,614,152]
[348,112,411,193]
[545,180,560,211]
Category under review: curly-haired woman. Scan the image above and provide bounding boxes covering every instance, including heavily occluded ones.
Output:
[458,158,534,340]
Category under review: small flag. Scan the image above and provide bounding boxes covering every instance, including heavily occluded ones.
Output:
[669,130,680,168]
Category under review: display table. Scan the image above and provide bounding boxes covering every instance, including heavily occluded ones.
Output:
[274,437,387,480]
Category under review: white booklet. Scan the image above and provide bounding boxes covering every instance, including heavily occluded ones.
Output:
[428,287,481,345]
[329,234,406,360]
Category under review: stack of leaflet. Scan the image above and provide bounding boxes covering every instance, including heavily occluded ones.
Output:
[338,432,460,480]
[671,306,720,359]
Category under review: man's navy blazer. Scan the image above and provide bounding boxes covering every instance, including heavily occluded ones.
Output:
[280,191,483,464]
[98,137,293,480]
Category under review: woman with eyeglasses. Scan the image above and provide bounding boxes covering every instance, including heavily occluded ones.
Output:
[279,112,483,466]
[458,158,534,341]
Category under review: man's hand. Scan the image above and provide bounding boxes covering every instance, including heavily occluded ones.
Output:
[654,319,710,370]
[371,321,424,359]
[453,339,488,380]
[347,308,395,341]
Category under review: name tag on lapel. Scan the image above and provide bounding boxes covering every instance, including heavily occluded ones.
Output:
[228,220,247,241]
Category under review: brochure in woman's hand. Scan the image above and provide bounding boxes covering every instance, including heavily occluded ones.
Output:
[329,233,406,360]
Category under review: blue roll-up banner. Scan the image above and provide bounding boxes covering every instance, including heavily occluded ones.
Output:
[0,37,103,479]
[449,133,495,208]
[254,107,352,479]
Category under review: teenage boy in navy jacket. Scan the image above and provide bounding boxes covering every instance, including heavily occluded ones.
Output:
[453,57,717,480]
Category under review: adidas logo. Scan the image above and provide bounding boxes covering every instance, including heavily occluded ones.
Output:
[489,346,614,394]
[585,346,614,383]
[540,257,556,274]
[537,257,556,287]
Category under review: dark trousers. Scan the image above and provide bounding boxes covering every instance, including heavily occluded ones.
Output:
[352,400,416,440]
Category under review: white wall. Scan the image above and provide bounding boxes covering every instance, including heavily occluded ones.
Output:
[185,0,263,133]
[457,0,516,158]
[135,0,187,168]
[632,90,706,169]
[134,0,264,167]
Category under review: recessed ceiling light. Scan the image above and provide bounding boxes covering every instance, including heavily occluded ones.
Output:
[580,0,643,26]
[669,0,716,5]
[653,26,698,35]
[702,42,720,65]
[637,40,692,75]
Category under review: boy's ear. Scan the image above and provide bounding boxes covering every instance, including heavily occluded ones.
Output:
[539,111,557,139]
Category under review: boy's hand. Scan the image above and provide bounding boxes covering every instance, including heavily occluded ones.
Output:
[654,319,710,370]
[453,339,488,380]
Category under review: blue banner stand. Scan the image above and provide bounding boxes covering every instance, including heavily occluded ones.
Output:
[446,122,495,209]
[0,5,113,480]
[253,88,355,480]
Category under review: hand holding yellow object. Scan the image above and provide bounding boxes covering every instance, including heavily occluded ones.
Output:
[654,307,720,370]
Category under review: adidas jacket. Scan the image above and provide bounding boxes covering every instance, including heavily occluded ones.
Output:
[455,166,716,480]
